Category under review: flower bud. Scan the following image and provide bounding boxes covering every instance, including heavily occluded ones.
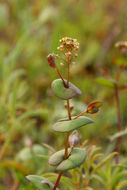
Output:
[74,53,78,58]
[47,54,56,68]
[69,130,80,148]
[57,45,64,51]
[65,52,72,58]
[60,62,64,66]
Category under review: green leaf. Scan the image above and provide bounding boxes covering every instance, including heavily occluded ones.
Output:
[83,187,94,190]
[0,160,28,175]
[90,153,104,164]
[96,78,115,88]
[17,144,46,161]
[116,180,127,190]
[42,143,55,153]
[96,77,127,90]
[109,127,127,142]
[26,175,59,190]
[112,171,127,189]
[93,152,118,172]
[18,109,49,121]
[113,55,127,67]
[112,164,127,170]
[91,174,106,187]
[52,116,93,132]
[42,173,74,189]
[49,148,87,171]
[51,79,82,100]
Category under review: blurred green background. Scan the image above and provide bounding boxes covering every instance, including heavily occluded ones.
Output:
[0,0,127,189]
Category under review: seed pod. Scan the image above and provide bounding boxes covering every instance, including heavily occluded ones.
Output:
[69,130,80,148]
[87,101,103,114]
[47,54,56,68]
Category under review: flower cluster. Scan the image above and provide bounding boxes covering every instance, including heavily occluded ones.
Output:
[57,37,79,53]
[115,41,127,54]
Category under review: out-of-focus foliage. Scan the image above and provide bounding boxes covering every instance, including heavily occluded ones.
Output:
[0,0,127,189]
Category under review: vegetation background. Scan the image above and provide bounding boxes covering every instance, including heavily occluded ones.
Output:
[0,0,127,189]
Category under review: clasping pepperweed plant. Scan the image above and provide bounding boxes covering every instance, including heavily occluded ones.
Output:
[96,41,127,164]
[26,37,103,190]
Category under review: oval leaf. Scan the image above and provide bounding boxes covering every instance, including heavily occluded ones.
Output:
[96,78,115,88]
[96,77,126,90]
[26,175,59,190]
[49,148,87,171]
[18,144,46,161]
[51,79,82,100]
[112,55,127,67]
[52,116,93,132]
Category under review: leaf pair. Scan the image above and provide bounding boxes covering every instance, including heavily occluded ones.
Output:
[49,148,87,171]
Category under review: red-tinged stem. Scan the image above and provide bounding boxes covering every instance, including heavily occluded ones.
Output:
[10,181,19,190]
[114,84,122,164]
[55,67,67,87]
[67,146,74,158]
[53,171,63,190]
[116,66,122,82]
[53,56,71,190]
[75,183,80,190]
[64,57,72,158]
[73,111,87,120]
[64,131,70,159]
[67,57,70,88]
[67,99,72,120]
